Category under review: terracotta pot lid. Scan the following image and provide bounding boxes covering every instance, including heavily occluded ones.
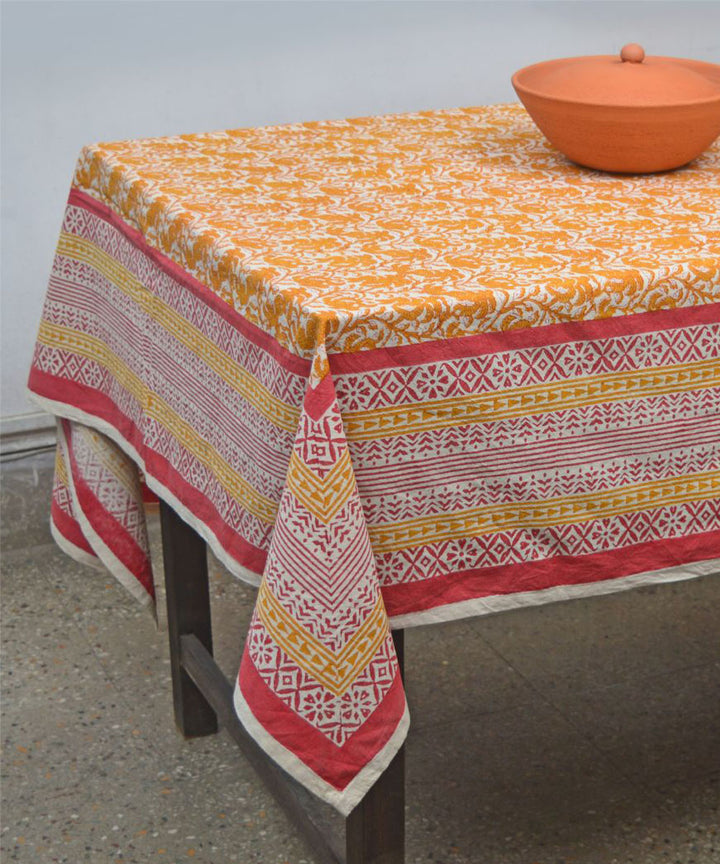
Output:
[524,44,720,106]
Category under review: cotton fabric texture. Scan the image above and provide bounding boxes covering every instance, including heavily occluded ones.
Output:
[28,104,720,814]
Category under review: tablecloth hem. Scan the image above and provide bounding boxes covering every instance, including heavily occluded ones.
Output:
[27,389,264,591]
[50,515,107,572]
[232,678,410,816]
[388,557,720,628]
[53,418,157,616]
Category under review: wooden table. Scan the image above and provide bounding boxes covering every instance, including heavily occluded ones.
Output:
[28,103,720,863]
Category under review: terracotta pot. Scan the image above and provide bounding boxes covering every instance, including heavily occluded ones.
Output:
[512,46,720,173]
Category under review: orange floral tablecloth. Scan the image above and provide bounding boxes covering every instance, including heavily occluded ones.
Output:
[29,104,720,813]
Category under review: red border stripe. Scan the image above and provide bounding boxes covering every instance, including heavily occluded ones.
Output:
[329,302,720,375]
[382,529,720,619]
[238,649,406,791]
[51,495,95,557]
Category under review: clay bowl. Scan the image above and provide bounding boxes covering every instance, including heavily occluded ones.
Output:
[512,46,720,173]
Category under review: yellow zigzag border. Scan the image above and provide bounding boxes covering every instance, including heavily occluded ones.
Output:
[285,449,356,524]
[256,581,388,696]
[368,469,720,553]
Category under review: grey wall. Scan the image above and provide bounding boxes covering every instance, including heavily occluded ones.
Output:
[2,0,719,420]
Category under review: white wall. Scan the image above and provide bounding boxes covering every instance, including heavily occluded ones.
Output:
[2,0,719,421]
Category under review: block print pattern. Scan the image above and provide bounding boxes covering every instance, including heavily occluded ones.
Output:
[27,106,720,811]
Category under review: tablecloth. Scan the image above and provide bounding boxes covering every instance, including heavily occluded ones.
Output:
[28,103,720,814]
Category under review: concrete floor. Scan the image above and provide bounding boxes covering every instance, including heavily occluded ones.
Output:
[1,451,719,864]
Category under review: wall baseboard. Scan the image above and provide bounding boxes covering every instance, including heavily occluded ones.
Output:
[0,411,57,455]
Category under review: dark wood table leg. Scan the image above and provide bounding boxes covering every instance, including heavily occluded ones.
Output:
[345,630,405,864]
[159,500,218,737]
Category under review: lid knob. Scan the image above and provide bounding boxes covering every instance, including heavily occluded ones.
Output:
[620,43,645,63]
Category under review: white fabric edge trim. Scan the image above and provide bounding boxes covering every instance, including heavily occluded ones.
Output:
[233,677,410,816]
[50,518,106,571]
[28,392,263,590]
[55,419,156,614]
[388,558,720,629]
